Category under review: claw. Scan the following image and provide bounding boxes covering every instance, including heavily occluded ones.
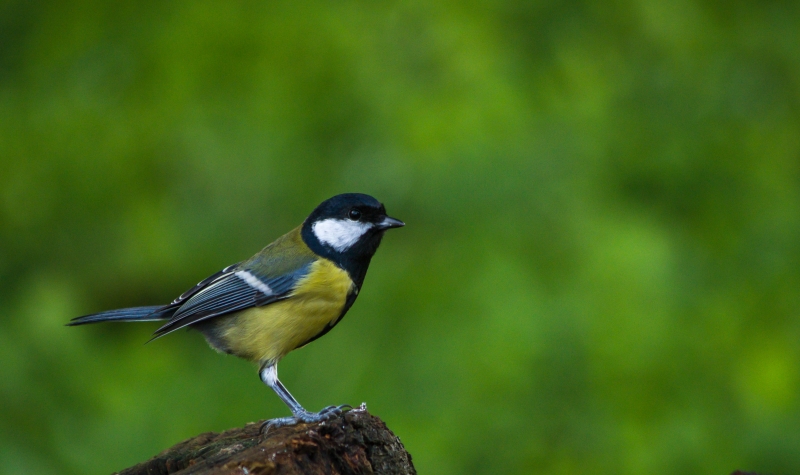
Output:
[319,404,352,416]
[260,405,351,435]
[260,416,296,434]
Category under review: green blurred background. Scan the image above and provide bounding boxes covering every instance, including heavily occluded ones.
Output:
[1,1,800,474]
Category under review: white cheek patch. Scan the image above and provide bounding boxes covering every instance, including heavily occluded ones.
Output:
[312,218,373,252]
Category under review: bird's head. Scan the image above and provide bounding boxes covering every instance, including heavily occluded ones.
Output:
[301,193,404,263]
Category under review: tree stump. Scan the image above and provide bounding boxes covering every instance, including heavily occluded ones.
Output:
[116,405,415,475]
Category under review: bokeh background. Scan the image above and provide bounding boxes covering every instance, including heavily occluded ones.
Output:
[2,1,800,474]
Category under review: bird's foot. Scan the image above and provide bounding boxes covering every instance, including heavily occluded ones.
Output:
[260,404,353,434]
[319,404,352,416]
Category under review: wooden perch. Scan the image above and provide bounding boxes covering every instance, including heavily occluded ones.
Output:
[116,405,415,475]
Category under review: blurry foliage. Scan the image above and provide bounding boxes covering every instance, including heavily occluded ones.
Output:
[1,1,800,474]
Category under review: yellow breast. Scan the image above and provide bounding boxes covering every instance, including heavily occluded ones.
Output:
[218,259,354,365]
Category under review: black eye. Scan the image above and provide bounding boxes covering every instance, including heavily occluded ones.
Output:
[348,209,362,221]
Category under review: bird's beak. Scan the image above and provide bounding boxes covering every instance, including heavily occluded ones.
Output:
[376,216,405,230]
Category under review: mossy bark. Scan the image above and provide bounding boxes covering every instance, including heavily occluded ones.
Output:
[116,406,415,475]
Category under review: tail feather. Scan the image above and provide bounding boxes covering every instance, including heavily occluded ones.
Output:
[67,306,171,326]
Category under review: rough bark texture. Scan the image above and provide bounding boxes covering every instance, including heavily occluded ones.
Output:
[115,405,415,475]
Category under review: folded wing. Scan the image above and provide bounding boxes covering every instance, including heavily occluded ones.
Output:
[151,262,313,339]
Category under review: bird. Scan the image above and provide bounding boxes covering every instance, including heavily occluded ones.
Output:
[68,193,404,431]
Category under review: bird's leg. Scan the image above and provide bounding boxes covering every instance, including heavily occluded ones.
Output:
[259,363,350,433]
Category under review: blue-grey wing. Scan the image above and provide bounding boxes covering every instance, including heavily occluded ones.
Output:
[151,262,312,338]
[168,263,240,307]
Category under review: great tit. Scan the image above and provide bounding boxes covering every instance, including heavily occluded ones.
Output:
[69,193,404,431]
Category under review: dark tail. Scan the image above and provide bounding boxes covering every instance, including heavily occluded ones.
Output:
[67,306,173,326]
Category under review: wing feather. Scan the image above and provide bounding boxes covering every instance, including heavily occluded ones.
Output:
[151,261,313,339]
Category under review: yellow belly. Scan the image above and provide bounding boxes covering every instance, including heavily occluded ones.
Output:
[217,259,354,365]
